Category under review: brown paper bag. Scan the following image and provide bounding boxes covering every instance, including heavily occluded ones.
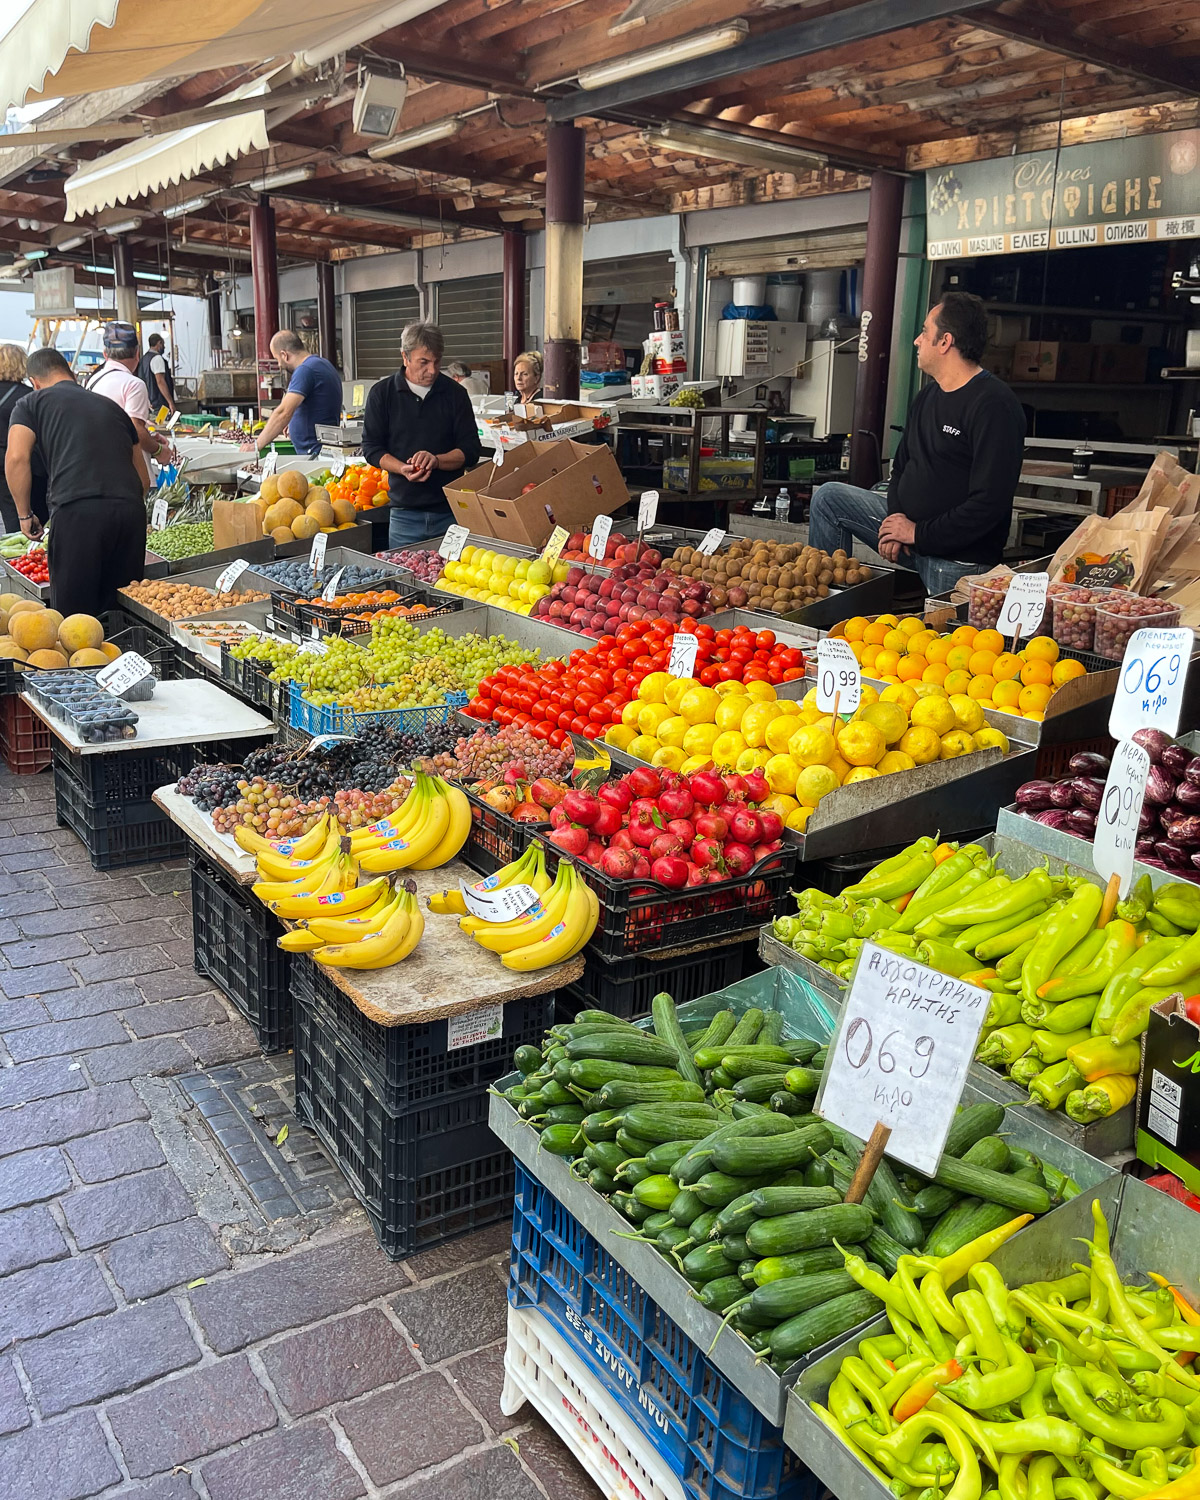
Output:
[212,498,264,550]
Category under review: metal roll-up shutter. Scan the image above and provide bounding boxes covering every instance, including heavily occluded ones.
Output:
[435,275,503,365]
[706,228,867,278]
[353,285,420,378]
[583,253,676,305]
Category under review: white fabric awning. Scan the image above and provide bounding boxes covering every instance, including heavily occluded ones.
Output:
[64,75,270,219]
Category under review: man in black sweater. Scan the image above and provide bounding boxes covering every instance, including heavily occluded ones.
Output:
[809,292,1026,593]
[362,321,481,548]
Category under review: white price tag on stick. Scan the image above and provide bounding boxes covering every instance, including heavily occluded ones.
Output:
[1094,739,1151,897]
[815,942,991,1176]
[998,572,1049,641]
[261,450,277,476]
[438,525,469,562]
[667,632,700,680]
[695,528,725,557]
[321,567,346,603]
[215,557,250,594]
[459,881,540,923]
[816,637,861,714]
[309,532,328,572]
[97,651,154,698]
[151,497,169,531]
[541,526,569,568]
[1110,627,1193,741]
[588,514,612,562]
[637,491,659,532]
[330,454,346,477]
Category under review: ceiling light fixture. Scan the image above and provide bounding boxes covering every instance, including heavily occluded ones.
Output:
[644,123,826,173]
[367,116,463,160]
[133,269,169,282]
[578,21,748,89]
[163,195,214,220]
[243,165,317,193]
[55,234,87,251]
[104,217,142,235]
[317,201,453,234]
[83,262,114,275]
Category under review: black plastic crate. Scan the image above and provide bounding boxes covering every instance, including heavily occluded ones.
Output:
[51,734,273,808]
[557,942,746,1024]
[460,786,541,877]
[218,644,291,720]
[300,584,459,637]
[190,852,291,1053]
[0,694,51,773]
[0,657,24,696]
[293,985,513,1259]
[54,765,185,870]
[537,838,798,963]
[291,954,553,1111]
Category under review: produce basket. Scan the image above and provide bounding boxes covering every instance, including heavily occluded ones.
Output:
[0,692,51,773]
[190,851,291,1052]
[218,643,291,720]
[460,784,542,877]
[1,556,50,601]
[298,586,460,639]
[287,689,469,738]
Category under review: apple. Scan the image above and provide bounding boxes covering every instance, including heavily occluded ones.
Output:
[567,534,586,552]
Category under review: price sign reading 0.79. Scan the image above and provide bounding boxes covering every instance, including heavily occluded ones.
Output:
[1110,628,1193,741]
[815,942,990,1175]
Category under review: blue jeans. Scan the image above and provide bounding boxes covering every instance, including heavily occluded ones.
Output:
[388,502,455,549]
[808,482,976,596]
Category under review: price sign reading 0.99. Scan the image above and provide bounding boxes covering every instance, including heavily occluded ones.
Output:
[1110,628,1193,742]
[637,490,660,532]
[1093,738,1152,898]
[815,942,990,1175]
[816,637,861,714]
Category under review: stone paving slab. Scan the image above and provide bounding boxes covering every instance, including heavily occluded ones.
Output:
[0,767,595,1500]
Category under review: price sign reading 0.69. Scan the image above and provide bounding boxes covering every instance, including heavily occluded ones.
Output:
[1110,627,1193,741]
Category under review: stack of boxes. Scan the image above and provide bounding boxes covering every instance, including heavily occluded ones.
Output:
[632,325,688,400]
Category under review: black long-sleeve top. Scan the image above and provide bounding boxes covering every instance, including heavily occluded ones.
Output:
[362,372,482,509]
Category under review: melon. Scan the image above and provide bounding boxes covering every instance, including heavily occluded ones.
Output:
[99,642,122,662]
[259,473,280,505]
[305,499,336,530]
[27,649,67,670]
[0,593,24,612]
[58,614,104,655]
[306,485,331,510]
[11,610,61,654]
[6,599,41,619]
[270,526,295,544]
[290,514,320,540]
[41,609,63,635]
[264,499,303,534]
[276,468,309,503]
[0,638,28,662]
[337,521,357,529]
[331,498,357,526]
[69,648,110,668]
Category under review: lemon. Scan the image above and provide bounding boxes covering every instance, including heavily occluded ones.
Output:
[858,684,879,708]
[657,715,690,749]
[627,734,661,762]
[939,729,977,759]
[796,764,839,807]
[742,701,783,747]
[912,681,949,700]
[682,722,721,757]
[828,754,851,784]
[973,727,1010,753]
[744,681,778,703]
[765,715,800,755]
[711,729,746,766]
[652,745,686,771]
[762,791,799,816]
[678,686,720,725]
[714,695,749,733]
[859,701,908,745]
[736,748,771,773]
[910,696,956,737]
[776,696,803,715]
[899,725,941,765]
[637,702,674,737]
[877,750,916,774]
[664,676,698,711]
[621,700,643,728]
[604,725,638,750]
[836,721,886,767]
[948,694,985,734]
[680,754,715,776]
[844,766,881,784]
[880,682,919,712]
[764,754,799,795]
[714,680,748,697]
[788,723,836,767]
[801,687,820,710]
[786,805,813,832]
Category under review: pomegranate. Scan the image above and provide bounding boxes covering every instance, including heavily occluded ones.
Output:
[561,789,600,826]
[512,802,548,824]
[549,825,588,855]
[598,781,632,813]
[694,811,728,842]
[688,769,726,807]
[754,842,782,863]
[628,766,663,798]
[755,810,784,842]
[651,855,690,889]
[649,832,684,861]
[609,829,634,852]
[632,856,652,879]
[549,804,570,830]
[723,841,755,876]
[730,808,762,846]
[685,863,708,886]
[723,774,750,800]
[599,846,636,879]
[628,803,661,848]
[691,836,725,870]
[657,784,695,821]
[667,818,696,849]
[584,839,606,865]
[590,803,623,839]
[740,768,769,804]
[529,778,565,809]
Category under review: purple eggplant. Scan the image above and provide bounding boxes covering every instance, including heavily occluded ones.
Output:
[1136,836,1160,860]
[1140,803,1157,833]
[1190,850,1200,871]
[1185,757,1200,788]
[1035,809,1072,829]
[1158,840,1194,868]
[1071,776,1105,812]
[1014,780,1057,811]
[1161,743,1192,778]
[1169,816,1200,848]
[1133,728,1174,764]
[1144,765,1177,806]
[1049,780,1078,810]
[1067,808,1098,837]
[1068,751,1111,777]
[1176,780,1200,811]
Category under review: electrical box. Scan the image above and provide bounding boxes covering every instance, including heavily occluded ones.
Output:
[788,337,856,438]
[714,320,807,379]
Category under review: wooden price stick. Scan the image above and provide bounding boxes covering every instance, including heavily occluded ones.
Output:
[1098,871,1122,928]
[831,690,841,724]
[844,1122,892,1204]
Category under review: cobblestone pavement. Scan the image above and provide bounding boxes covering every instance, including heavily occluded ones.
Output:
[0,768,593,1500]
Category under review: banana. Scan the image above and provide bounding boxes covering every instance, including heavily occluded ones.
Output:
[558,877,600,962]
[278,928,327,953]
[314,888,423,969]
[235,811,330,861]
[346,788,426,852]
[252,842,351,904]
[501,867,597,971]
[253,826,342,883]
[357,781,451,873]
[267,867,386,920]
[408,782,472,870]
[428,846,540,916]
[470,863,573,954]
[305,887,403,943]
[457,848,552,934]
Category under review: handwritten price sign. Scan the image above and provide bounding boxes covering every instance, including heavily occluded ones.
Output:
[438,525,469,562]
[459,882,540,922]
[309,532,328,572]
[637,491,660,532]
[1093,739,1151,897]
[695,528,725,557]
[541,527,569,569]
[998,572,1049,641]
[588,514,613,562]
[816,637,861,714]
[667,633,700,680]
[1110,628,1193,741]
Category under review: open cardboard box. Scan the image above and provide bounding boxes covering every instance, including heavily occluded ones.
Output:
[444,446,539,538]
[1137,994,1200,1196]
[479,437,629,549]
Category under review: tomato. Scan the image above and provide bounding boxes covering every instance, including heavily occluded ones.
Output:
[699,664,722,686]
[714,629,733,648]
[568,715,586,734]
[782,667,805,681]
[549,728,566,747]
[742,666,769,683]
[696,623,716,640]
[756,630,776,650]
[596,635,617,654]
[718,661,740,681]
[622,642,642,662]
[779,648,805,669]
[531,721,551,740]
[581,723,601,739]
[610,705,625,723]
[555,707,574,729]
[767,664,784,684]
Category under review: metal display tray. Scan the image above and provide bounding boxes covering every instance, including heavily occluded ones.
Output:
[116,562,280,632]
[0,557,50,601]
[145,537,276,577]
[492,965,1116,1428]
[784,1175,1200,1499]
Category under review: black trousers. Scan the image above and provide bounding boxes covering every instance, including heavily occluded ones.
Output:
[48,497,147,619]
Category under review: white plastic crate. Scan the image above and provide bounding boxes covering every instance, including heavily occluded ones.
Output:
[501,1303,685,1500]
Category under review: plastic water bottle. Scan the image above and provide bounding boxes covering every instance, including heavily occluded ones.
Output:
[774,488,791,523]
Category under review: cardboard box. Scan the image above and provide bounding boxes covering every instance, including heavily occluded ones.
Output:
[1093,344,1149,384]
[1010,340,1094,381]
[648,329,686,361]
[1137,996,1200,1195]
[444,446,539,537]
[979,347,1013,380]
[479,438,629,549]
[1011,341,1048,381]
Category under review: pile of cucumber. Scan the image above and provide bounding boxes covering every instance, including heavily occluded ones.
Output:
[502,999,1080,1372]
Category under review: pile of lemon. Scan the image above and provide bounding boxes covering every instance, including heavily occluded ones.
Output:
[839,614,1085,721]
[602,671,1010,834]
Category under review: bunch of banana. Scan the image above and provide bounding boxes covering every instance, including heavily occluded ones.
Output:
[460,856,599,972]
[250,832,364,912]
[235,812,332,863]
[428,845,551,923]
[313,882,424,970]
[277,876,403,953]
[355,773,471,873]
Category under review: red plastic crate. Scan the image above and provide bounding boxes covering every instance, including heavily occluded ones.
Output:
[0,694,51,773]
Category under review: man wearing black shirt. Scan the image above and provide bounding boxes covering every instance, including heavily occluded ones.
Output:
[362,322,481,548]
[5,348,149,617]
[809,292,1026,593]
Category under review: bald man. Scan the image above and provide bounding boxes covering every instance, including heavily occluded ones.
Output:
[242,329,341,458]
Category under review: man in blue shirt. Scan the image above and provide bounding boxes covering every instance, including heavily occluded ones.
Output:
[242,329,341,458]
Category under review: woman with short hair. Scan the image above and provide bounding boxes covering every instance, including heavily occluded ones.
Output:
[513,350,543,403]
[0,345,48,535]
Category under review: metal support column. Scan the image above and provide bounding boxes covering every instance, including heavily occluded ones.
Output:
[205,278,223,352]
[502,229,526,388]
[111,236,138,325]
[543,123,585,400]
[316,260,337,368]
[249,197,280,408]
[850,171,905,488]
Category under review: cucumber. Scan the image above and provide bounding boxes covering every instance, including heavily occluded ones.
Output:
[710,1122,833,1176]
[611,1191,652,1223]
[783,1066,822,1096]
[568,1059,683,1091]
[588,1169,616,1194]
[784,1039,820,1064]
[766,1290,883,1363]
[732,1073,795,1103]
[709,1067,733,1090]
[514,1044,543,1074]
[712,1190,771,1239]
[725,1008,765,1047]
[834,1134,920,1248]
[633,1173,679,1210]
[670,1115,797,1185]
[924,1199,1014,1258]
[770,1092,808,1116]
[644,1140,697,1173]
[592,1079,707,1110]
[693,1043,794,1070]
[657,1225,693,1253]
[694,1170,780,1208]
[747,1186,842,1217]
[565,1033,682,1067]
[615,1130,657,1158]
[691,1010,737,1055]
[759,1011,785,1046]
[747,1245,861,1285]
[911,1136,1013,1219]
[543,1104,586,1126]
[642,1210,675,1237]
[943,1101,1006,1158]
[698,1274,748,1313]
[669,1188,704,1226]
[580,1109,622,1141]
[617,1159,653,1187]
[651,993,703,1087]
[681,1242,736,1285]
[745,1202,875,1258]
[584,1141,626,1176]
[538,1081,575,1107]
[864,1227,907,1276]
[724,1054,799,1081]
[930,1155,1051,1214]
[538,1124,580,1157]
[620,1104,723,1141]
[572,1009,640,1028]
[810,1046,829,1069]
[730,1100,773,1119]
[737,1267,880,1328]
[684,1210,719,1245]
[721,1233,749,1261]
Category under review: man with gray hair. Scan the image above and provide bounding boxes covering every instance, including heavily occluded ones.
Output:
[362,321,481,548]
[243,329,341,459]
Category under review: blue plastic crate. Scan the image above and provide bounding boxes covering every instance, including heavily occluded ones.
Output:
[509,1163,825,1500]
[288,689,469,736]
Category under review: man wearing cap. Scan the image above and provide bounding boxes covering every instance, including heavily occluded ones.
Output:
[86,323,173,464]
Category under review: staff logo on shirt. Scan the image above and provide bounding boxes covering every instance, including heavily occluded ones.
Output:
[942,424,962,437]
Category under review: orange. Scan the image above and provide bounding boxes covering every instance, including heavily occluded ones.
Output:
[873,649,900,677]
[992,679,1022,710]
[1023,635,1060,665]
[843,616,869,643]
[1052,658,1087,686]
[876,614,899,628]
[992,652,1023,682]
[899,617,926,638]
[860,644,881,670]
[943,670,972,696]
[967,675,996,701]
[907,630,937,657]
[1020,659,1053,687]
[925,636,952,665]
[1018,682,1052,713]
[847,639,867,663]
[968,649,998,677]
[973,629,1005,656]
[883,629,909,655]
[921,662,949,687]
[945,645,973,673]
[897,655,926,681]
[951,625,978,648]
[864,622,889,645]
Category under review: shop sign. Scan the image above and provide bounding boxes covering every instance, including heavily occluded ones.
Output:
[926,128,1200,258]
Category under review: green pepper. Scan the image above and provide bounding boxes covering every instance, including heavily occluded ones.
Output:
[973,1415,1083,1458]
[854,898,903,937]
[895,863,996,935]
[1094,937,1182,1034]
[955,902,1050,954]
[1146,911,1185,938]
[1109,985,1179,1046]
[1031,1027,1092,1064]
[1047,924,1107,982]
[901,844,988,911]
[1021,882,1104,1004]
[946,1333,1036,1411]
[1028,1059,1084,1109]
[916,875,1014,936]
[1009,1055,1044,1088]
[1041,920,1138,1004]
[842,840,938,902]
[977,911,1064,965]
[1152,880,1200,933]
[977,1023,1036,1067]
[872,1411,984,1500]
[1141,929,1200,987]
[986,990,1024,1028]
[996,937,1039,980]
[1117,872,1154,925]
[1021,994,1100,1033]
[938,868,1055,929]
[871,930,918,956]
[1051,1364,1186,1448]
[916,939,987,978]
[820,911,857,944]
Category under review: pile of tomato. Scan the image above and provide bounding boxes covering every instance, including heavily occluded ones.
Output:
[326,465,389,512]
[465,619,807,745]
[11,550,49,584]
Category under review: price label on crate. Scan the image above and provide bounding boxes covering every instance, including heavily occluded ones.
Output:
[1110,627,1193,741]
[214,557,250,594]
[541,526,569,569]
[309,531,328,572]
[438,525,469,562]
[667,632,700,680]
[637,490,659,532]
[320,567,346,603]
[151,497,169,531]
[588,514,612,562]
[97,651,154,698]
[998,571,1049,641]
[447,1002,504,1050]
[459,881,540,923]
[815,942,991,1176]
[1094,738,1151,898]
[330,453,346,477]
[261,450,277,476]
[695,527,725,557]
[816,637,861,715]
